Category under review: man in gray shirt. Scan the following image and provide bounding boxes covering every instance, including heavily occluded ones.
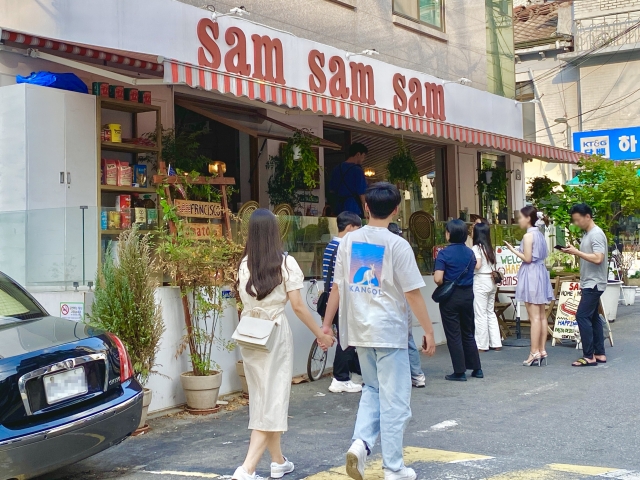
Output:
[562,203,609,367]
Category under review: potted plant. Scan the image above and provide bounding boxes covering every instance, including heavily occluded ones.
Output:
[387,139,420,191]
[88,227,164,431]
[158,202,243,413]
[527,176,559,206]
[613,243,639,306]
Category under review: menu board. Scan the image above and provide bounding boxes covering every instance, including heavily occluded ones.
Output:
[552,281,582,342]
[495,246,522,287]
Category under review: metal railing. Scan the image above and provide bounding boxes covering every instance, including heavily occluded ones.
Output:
[575,10,640,51]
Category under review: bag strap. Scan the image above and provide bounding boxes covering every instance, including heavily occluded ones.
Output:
[324,244,339,293]
[480,245,498,273]
[454,252,475,284]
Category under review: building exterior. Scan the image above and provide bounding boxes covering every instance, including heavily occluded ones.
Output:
[515,0,640,194]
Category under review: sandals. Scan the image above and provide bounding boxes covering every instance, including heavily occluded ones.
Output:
[595,356,607,364]
[572,357,598,367]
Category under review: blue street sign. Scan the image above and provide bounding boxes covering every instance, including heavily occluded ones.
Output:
[573,126,640,160]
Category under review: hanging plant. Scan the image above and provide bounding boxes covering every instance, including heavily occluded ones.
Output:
[477,160,510,207]
[387,139,420,189]
[266,129,320,207]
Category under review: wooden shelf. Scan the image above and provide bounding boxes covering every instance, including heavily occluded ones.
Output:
[101,141,159,154]
[98,97,160,114]
[101,229,158,235]
[100,185,157,194]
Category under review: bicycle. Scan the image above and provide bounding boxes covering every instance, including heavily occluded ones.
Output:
[306,278,321,312]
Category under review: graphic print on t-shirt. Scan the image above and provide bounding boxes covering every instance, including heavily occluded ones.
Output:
[350,242,385,294]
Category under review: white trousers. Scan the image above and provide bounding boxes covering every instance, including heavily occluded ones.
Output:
[473,274,502,350]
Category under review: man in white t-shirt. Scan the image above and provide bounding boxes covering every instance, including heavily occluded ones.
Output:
[322,182,436,480]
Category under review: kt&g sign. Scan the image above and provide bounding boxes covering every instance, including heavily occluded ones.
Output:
[573,126,640,160]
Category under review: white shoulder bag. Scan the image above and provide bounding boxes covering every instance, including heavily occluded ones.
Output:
[232,307,279,352]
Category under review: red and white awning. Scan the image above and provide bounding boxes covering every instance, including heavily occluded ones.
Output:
[165,60,579,164]
[1,30,163,72]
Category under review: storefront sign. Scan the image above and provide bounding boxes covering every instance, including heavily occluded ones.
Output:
[175,199,221,219]
[60,302,84,322]
[552,281,581,342]
[495,246,522,287]
[573,126,640,160]
[185,222,222,239]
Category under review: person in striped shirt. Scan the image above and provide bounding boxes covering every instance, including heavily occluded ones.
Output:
[323,211,363,393]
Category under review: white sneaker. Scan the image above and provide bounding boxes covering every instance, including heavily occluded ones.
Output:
[411,374,426,388]
[270,457,294,479]
[346,440,367,480]
[329,378,363,393]
[384,467,417,480]
[232,466,263,480]
[350,373,364,385]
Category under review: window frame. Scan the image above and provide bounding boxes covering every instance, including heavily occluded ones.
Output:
[392,0,446,32]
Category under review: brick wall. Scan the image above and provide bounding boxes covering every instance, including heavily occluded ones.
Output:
[575,0,640,19]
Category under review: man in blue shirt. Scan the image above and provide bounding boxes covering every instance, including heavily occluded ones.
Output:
[322,211,362,393]
[329,143,369,217]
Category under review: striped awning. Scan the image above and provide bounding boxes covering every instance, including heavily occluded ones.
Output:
[167,60,578,163]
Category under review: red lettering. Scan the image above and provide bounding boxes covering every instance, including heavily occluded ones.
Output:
[308,50,326,93]
[408,78,424,116]
[425,82,446,121]
[328,56,349,99]
[251,34,286,84]
[349,62,375,105]
[197,18,221,69]
[224,27,251,76]
[393,73,407,112]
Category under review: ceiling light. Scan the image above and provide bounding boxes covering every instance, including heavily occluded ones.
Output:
[364,168,376,177]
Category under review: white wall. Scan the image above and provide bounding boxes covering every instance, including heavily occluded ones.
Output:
[146,281,445,414]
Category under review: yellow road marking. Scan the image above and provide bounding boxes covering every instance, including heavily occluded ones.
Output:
[144,471,219,478]
[548,464,620,475]
[485,468,580,479]
[404,446,493,463]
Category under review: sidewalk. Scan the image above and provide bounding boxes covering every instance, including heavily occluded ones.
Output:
[40,301,640,480]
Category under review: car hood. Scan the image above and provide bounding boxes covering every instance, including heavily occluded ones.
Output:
[0,316,97,360]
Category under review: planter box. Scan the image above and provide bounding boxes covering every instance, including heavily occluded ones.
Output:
[622,285,637,306]
[602,281,622,321]
[627,278,640,287]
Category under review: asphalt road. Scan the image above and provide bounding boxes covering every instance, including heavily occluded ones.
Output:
[37,301,640,480]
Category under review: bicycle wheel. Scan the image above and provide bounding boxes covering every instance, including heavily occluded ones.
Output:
[307,339,327,381]
[306,281,320,312]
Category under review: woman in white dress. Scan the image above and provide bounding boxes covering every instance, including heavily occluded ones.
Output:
[233,209,334,480]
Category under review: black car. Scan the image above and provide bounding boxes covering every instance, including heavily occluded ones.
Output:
[0,272,143,479]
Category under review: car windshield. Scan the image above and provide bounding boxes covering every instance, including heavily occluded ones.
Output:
[0,273,46,322]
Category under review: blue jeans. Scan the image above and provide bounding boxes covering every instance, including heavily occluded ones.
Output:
[407,330,425,378]
[353,347,411,472]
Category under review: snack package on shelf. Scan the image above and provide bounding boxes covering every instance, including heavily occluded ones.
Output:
[108,85,124,100]
[133,193,158,228]
[92,82,109,97]
[108,211,121,230]
[115,195,131,212]
[133,164,148,187]
[121,211,132,229]
[100,210,108,230]
[124,88,139,102]
[102,159,118,185]
[117,161,132,186]
[139,91,152,104]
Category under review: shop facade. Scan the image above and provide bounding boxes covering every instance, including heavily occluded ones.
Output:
[0,0,579,413]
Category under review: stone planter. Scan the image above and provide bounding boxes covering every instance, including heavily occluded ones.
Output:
[138,388,153,429]
[180,370,223,411]
[236,360,249,396]
[602,281,622,321]
[622,286,637,306]
[627,278,640,287]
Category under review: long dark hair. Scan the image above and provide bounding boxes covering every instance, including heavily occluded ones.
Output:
[242,209,284,300]
[473,223,496,265]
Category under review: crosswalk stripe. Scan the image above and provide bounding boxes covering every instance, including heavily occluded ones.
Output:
[144,471,220,478]
[484,468,582,479]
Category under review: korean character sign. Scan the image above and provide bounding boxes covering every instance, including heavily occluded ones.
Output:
[573,126,640,161]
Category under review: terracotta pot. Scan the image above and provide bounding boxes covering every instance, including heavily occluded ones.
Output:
[236,360,249,395]
[138,388,153,429]
[180,370,223,410]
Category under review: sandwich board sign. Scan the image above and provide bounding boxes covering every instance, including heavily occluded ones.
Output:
[551,281,613,347]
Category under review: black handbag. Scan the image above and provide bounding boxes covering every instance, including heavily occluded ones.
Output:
[317,246,338,318]
[432,253,475,303]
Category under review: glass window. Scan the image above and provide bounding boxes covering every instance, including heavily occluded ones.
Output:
[394,0,444,30]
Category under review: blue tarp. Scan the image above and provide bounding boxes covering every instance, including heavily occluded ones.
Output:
[16,71,88,94]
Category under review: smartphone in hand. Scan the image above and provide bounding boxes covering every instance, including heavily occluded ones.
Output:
[554,245,565,250]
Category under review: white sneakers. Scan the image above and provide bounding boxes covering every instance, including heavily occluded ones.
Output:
[231,458,293,480]
[411,374,426,388]
[384,467,417,480]
[231,466,263,480]
[270,457,295,479]
[346,440,367,480]
[329,378,363,393]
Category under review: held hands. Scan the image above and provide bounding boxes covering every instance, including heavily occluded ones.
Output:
[317,331,335,351]
[421,333,436,357]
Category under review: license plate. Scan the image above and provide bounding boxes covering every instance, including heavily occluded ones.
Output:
[43,367,88,404]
